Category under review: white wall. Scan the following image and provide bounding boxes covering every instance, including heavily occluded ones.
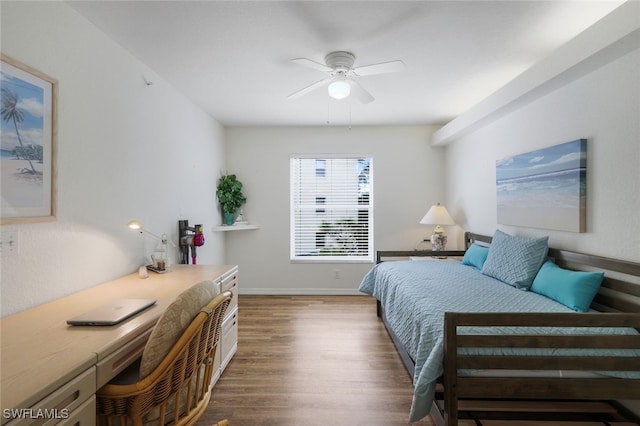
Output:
[444,46,639,262]
[442,45,640,417]
[224,126,447,294]
[3,0,634,307]
[1,1,226,316]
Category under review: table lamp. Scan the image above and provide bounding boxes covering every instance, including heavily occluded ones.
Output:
[127,220,176,272]
[419,203,455,251]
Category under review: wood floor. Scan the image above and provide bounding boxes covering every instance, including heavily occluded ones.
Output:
[198,295,435,426]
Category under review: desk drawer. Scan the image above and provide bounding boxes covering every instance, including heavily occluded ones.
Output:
[220,272,238,315]
[220,307,238,371]
[96,327,152,388]
[4,367,95,426]
[56,395,95,426]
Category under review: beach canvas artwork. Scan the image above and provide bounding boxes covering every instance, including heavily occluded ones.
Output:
[1,55,56,223]
[496,139,587,233]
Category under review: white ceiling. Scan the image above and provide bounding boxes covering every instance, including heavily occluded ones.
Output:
[67,1,624,127]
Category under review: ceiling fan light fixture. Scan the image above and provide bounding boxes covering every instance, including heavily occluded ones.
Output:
[328,80,351,100]
[290,50,402,103]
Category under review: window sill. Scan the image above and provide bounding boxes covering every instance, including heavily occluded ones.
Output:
[290,258,373,264]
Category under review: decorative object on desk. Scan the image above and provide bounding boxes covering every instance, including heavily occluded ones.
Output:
[496,139,587,232]
[127,220,176,272]
[138,265,149,279]
[178,219,205,264]
[419,203,456,251]
[1,54,57,225]
[216,173,246,225]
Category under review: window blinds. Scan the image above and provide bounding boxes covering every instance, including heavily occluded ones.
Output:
[290,156,373,262]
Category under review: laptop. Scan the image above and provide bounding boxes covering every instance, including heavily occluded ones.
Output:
[67,298,157,326]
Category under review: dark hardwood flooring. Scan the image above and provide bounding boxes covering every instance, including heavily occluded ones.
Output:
[198,295,435,426]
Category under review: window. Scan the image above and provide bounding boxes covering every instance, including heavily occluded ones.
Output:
[290,156,373,262]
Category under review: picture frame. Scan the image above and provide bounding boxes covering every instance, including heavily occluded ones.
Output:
[496,139,587,233]
[1,53,57,224]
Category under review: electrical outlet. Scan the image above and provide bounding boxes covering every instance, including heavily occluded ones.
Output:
[334,269,341,280]
[1,231,19,256]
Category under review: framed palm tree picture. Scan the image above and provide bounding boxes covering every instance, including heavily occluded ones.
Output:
[1,54,57,224]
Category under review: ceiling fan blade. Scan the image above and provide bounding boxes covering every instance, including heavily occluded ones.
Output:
[291,58,333,73]
[287,78,331,99]
[349,80,375,104]
[353,60,405,76]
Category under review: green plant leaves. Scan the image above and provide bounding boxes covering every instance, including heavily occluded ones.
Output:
[216,174,247,214]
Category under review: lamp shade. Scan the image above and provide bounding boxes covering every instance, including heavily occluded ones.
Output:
[127,219,144,230]
[328,80,351,100]
[127,219,162,240]
[420,203,455,226]
[127,219,177,248]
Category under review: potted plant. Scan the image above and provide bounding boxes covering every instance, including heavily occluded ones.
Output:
[216,174,247,225]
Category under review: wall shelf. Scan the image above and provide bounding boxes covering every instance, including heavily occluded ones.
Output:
[212,224,259,232]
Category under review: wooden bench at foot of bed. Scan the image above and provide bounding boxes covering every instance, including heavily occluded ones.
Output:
[431,387,639,426]
[436,311,640,426]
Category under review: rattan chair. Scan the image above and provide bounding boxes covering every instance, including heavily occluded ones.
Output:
[96,289,232,426]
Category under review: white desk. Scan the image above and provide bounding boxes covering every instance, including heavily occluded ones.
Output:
[0,264,238,425]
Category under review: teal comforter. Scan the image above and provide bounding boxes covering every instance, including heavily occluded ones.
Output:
[359,259,639,422]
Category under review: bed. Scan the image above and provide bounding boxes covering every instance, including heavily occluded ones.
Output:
[360,231,640,425]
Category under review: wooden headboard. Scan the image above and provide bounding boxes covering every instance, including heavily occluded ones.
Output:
[465,232,640,314]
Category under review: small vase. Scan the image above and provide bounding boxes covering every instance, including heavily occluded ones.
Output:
[224,212,235,226]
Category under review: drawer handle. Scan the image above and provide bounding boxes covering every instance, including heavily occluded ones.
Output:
[222,275,237,284]
[113,341,147,371]
[60,390,80,408]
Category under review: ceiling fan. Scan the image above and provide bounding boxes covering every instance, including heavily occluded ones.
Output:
[287,51,405,104]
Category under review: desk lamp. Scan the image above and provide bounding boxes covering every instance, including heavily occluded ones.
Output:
[419,203,456,251]
[127,220,176,272]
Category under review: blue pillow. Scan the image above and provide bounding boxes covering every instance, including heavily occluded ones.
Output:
[462,243,489,269]
[531,260,604,312]
[481,230,548,290]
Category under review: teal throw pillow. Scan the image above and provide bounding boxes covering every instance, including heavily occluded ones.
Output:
[462,243,490,269]
[481,230,548,290]
[531,260,604,312]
